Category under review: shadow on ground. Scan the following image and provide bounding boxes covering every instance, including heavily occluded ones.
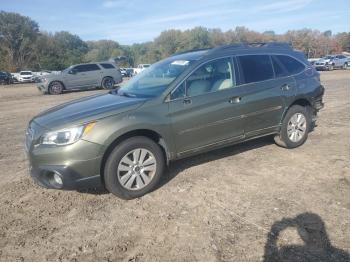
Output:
[263,212,350,262]
[157,135,274,190]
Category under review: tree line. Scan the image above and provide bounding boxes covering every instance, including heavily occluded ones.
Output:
[0,11,349,72]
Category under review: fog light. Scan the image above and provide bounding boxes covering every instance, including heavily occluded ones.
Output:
[53,172,63,186]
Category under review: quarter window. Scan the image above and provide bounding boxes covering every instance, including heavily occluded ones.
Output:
[238,55,274,84]
[275,55,305,75]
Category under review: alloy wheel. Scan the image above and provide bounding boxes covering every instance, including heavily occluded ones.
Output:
[287,113,307,143]
[117,148,157,191]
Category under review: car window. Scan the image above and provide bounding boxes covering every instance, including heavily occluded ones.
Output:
[271,56,288,78]
[180,57,235,98]
[238,55,274,84]
[276,55,305,75]
[74,64,100,72]
[100,63,115,69]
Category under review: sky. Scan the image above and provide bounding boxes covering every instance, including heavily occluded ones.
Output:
[1,0,349,44]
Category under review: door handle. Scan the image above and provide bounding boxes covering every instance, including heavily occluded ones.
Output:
[183,98,192,105]
[229,96,241,104]
[281,84,290,91]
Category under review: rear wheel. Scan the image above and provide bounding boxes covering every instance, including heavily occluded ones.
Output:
[101,77,114,89]
[274,105,311,148]
[48,81,64,95]
[104,136,165,199]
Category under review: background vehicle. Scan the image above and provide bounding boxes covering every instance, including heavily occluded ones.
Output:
[37,62,122,94]
[18,71,34,82]
[26,42,324,199]
[133,64,150,75]
[0,71,13,85]
[120,68,133,77]
[315,54,349,70]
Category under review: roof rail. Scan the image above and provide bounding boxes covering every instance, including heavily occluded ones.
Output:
[171,48,211,56]
[209,42,292,54]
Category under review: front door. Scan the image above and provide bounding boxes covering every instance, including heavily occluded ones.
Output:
[64,64,101,89]
[168,57,245,156]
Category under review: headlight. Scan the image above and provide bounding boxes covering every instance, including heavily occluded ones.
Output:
[41,122,96,146]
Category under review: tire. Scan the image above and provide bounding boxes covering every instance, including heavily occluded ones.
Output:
[328,64,334,71]
[343,63,348,70]
[274,105,311,149]
[104,136,165,199]
[48,81,64,95]
[101,77,114,89]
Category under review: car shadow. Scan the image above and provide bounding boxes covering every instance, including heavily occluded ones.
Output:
[263,212,350,262]
[156,135,274,191]
[80,136,274,196]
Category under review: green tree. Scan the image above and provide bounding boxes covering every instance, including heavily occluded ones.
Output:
[0,11,39,71]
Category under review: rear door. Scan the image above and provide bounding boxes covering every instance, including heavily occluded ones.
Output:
[236,55,295,138]
[168,57,245,156]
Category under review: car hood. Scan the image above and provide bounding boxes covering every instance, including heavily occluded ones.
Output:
[33,92,147,129]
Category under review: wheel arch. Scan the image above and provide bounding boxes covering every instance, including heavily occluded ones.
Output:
[101,76,114,87]
[281,98,312,123]
[99,129,170,186]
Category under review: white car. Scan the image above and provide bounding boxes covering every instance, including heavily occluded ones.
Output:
[133,64,151,75]
[18,71,34,83]
[315,55,349,70]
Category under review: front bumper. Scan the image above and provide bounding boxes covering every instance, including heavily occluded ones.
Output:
[37,83,48,93]
[25,121,104,190]
[315,64,331,70]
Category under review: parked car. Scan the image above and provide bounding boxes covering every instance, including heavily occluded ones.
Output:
[18,71,34,83]
[0,71,13,85]
[133,64,150,75]
[314,54,349,70]
[37,62,122,94]
[25,42,324,199]
[120,68,133,77]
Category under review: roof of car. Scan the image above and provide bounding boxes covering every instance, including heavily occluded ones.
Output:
[171,42,296,62]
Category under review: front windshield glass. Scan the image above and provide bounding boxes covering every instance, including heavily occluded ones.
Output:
[62,66,73,73]
[119,58,193,97]
[20,72,32,75]
[324,56,334,59]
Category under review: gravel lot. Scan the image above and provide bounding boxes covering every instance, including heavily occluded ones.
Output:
[0,71,349,261]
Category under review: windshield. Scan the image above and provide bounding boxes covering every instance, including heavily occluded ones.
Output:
[62,66,73,73]
[119,58,193,97]
[20,72,32,75]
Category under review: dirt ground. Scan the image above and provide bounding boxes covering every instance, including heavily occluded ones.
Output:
[0,71,349,262]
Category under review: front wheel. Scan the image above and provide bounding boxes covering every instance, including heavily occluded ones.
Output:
[343,63,348,70]
[274,105,311,149]
[101,77,114,89]
[48,81,64,95]
[104,136,165,199]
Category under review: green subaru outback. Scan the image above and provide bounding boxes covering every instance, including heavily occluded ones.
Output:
[25,42,324,199]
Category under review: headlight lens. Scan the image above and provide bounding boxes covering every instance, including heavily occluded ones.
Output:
[41,122,95,146]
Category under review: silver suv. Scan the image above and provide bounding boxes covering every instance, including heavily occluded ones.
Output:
[315,54,349,70]
[37,62,122,94]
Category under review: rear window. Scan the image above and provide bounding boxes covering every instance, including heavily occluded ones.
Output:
[271,56,288,78]
[100,63,115,69]
[276,55,305,75]
[238,55,274,84]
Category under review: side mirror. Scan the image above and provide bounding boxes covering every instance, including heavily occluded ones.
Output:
[69,69,77,74]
